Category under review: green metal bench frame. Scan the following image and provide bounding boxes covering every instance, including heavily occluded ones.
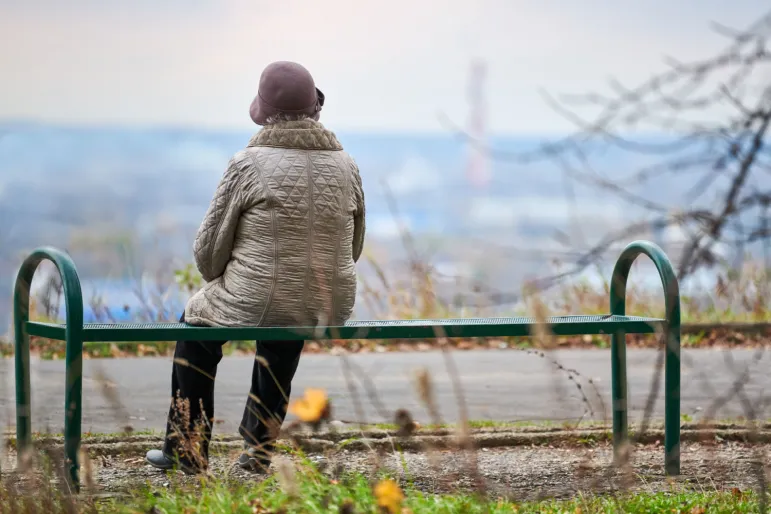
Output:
[13,240,681,491]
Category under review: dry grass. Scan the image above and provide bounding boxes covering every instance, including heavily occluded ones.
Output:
[1,255,768,359]
[1,266,770,512]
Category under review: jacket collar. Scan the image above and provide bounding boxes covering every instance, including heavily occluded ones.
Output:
[247,119,343,151]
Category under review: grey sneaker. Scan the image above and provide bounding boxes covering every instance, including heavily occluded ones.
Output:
[145,449,200,475]
[237,444,271,474]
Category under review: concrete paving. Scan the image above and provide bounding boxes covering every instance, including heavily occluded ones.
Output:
[1,348,770,435]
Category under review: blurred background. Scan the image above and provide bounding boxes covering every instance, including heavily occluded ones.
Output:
[1,1,769,333]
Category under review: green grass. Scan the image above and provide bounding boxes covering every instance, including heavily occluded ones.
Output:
[101,469,760,513]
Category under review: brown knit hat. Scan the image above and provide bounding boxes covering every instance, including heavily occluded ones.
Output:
[249,61,325,125]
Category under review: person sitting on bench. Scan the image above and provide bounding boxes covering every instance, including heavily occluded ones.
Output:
[145,60,366,474]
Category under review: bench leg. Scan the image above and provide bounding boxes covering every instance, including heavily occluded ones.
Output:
[610,240,681,476]
[13,274,33,468]
[64,329,83,491]
[14,247,85,492]
[664,323,681,476]
[610,329,628,465]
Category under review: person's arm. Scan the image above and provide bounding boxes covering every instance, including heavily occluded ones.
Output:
[193,157,244,282]
[351,163,366,263]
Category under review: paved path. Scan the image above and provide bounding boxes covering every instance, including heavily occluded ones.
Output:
[1,348,770,435]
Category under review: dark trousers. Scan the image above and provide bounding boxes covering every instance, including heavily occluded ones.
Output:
[162,313,305,468]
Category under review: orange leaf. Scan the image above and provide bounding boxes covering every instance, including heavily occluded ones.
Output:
[288,388,330,423]
[374,479,404,514]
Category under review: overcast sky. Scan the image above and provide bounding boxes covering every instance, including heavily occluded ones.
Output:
[0,0,764,134]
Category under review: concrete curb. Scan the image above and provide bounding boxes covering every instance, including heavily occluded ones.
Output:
[9,425,771,457]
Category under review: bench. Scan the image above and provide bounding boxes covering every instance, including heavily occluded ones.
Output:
[12,239,681,491]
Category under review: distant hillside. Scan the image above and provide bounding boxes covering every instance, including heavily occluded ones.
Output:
[0,122,692,258]
[1,122,760,329]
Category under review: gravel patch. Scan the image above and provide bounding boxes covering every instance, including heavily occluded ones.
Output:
[4,440,769,501]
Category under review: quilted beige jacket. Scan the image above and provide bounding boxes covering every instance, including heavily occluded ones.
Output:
[184,119,365,328]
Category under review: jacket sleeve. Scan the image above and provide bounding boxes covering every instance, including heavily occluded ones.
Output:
[193,158,244,282]
[351,163,366,263]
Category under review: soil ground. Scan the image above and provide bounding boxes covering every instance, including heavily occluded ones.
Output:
[3,426,770,501]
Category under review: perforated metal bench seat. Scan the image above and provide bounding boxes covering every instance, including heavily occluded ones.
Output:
[25,314,665,343]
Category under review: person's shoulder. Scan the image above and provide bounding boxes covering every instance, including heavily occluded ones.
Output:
[333,149,359,170]
[230,149,254,167]
[225,149,266,178]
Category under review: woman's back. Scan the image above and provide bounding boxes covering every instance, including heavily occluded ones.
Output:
[184,119,365,328]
